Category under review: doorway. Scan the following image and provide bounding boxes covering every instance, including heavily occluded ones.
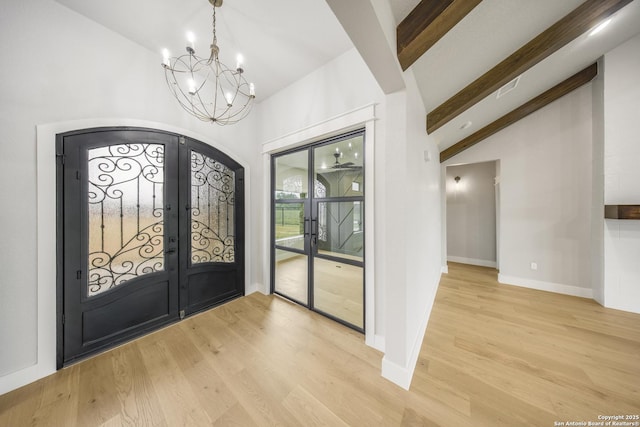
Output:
[57,127,244,366]
[445,161,498,268]
[271,130,365,331]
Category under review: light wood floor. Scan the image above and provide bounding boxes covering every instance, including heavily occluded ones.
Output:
[1,262,639,426]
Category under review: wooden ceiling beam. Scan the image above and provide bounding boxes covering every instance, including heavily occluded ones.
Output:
[427,0,632,134]
[397,0,483,71]
[439,63,597,163]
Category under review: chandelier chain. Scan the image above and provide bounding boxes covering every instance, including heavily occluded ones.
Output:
[212,5,217,57]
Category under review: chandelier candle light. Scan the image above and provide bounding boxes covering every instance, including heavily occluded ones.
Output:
[161,0,255,125]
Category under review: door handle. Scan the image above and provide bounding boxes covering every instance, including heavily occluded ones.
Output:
[303,218,310,237]
[310,218,318,245]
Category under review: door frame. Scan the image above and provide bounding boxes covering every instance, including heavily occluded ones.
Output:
[270,129,366,332]
[53,123,249,369]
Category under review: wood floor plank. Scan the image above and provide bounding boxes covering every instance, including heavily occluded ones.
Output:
[400,407,440,427]
[211,402,255,427]
[219,368,299,427]
[98,413,124,427]
[29,365,81,427]
[109,346,167,427]
[75,352,122,426]
[184,310,247,376]
[135,338,212,426]
[283,385,350,427]
[164,323,238,423]
[409,371,472,416]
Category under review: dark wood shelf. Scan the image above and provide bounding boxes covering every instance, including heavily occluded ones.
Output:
[605,205,640,219]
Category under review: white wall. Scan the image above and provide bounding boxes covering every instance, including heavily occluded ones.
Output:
[446,161,497,267]
[0,0,260,391]
[396,70,443,389]
[443,85,594,298]
[603,33,640,314]
[259,49,384,143]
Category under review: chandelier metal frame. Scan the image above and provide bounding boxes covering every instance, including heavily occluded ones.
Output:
[162,0,255,125]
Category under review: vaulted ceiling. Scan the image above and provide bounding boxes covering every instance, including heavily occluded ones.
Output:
[53,0,354,101]
[390,0,640,160]
[53,0,640,161]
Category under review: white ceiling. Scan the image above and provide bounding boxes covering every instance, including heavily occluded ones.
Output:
[53,0,353,101]
[390,0,420,23]
[54,0,640,153]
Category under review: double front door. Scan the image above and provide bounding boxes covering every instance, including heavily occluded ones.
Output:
[272,130,365,331]
[58,128,244,366]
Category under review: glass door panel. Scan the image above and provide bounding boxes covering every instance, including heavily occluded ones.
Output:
[87,143,165,297]
[313,258,363,329]
[315,201,363,261]
[190,151,235,264]
[273,150,309,304]
[314,135,363,198]
[274,202,305,251]
[274,150,309,200]
[274,249,308,305]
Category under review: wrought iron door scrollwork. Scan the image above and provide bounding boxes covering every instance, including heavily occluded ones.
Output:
[87,143,165,297]
[190,151,235,264]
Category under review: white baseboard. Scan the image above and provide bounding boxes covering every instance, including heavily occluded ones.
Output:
[603,297,640,315]
[441,265,449,274]
[447,256,497,268]
[381,357,412,390]
[0,362,54,396]
[498,274,593,299]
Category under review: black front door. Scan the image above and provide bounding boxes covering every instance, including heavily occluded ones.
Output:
[57,128,244,367]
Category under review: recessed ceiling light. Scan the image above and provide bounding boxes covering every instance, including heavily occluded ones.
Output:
[460,121,472,130]
[590,18,611,36]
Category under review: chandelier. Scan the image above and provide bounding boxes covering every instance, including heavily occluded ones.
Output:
[161,0,255,125]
